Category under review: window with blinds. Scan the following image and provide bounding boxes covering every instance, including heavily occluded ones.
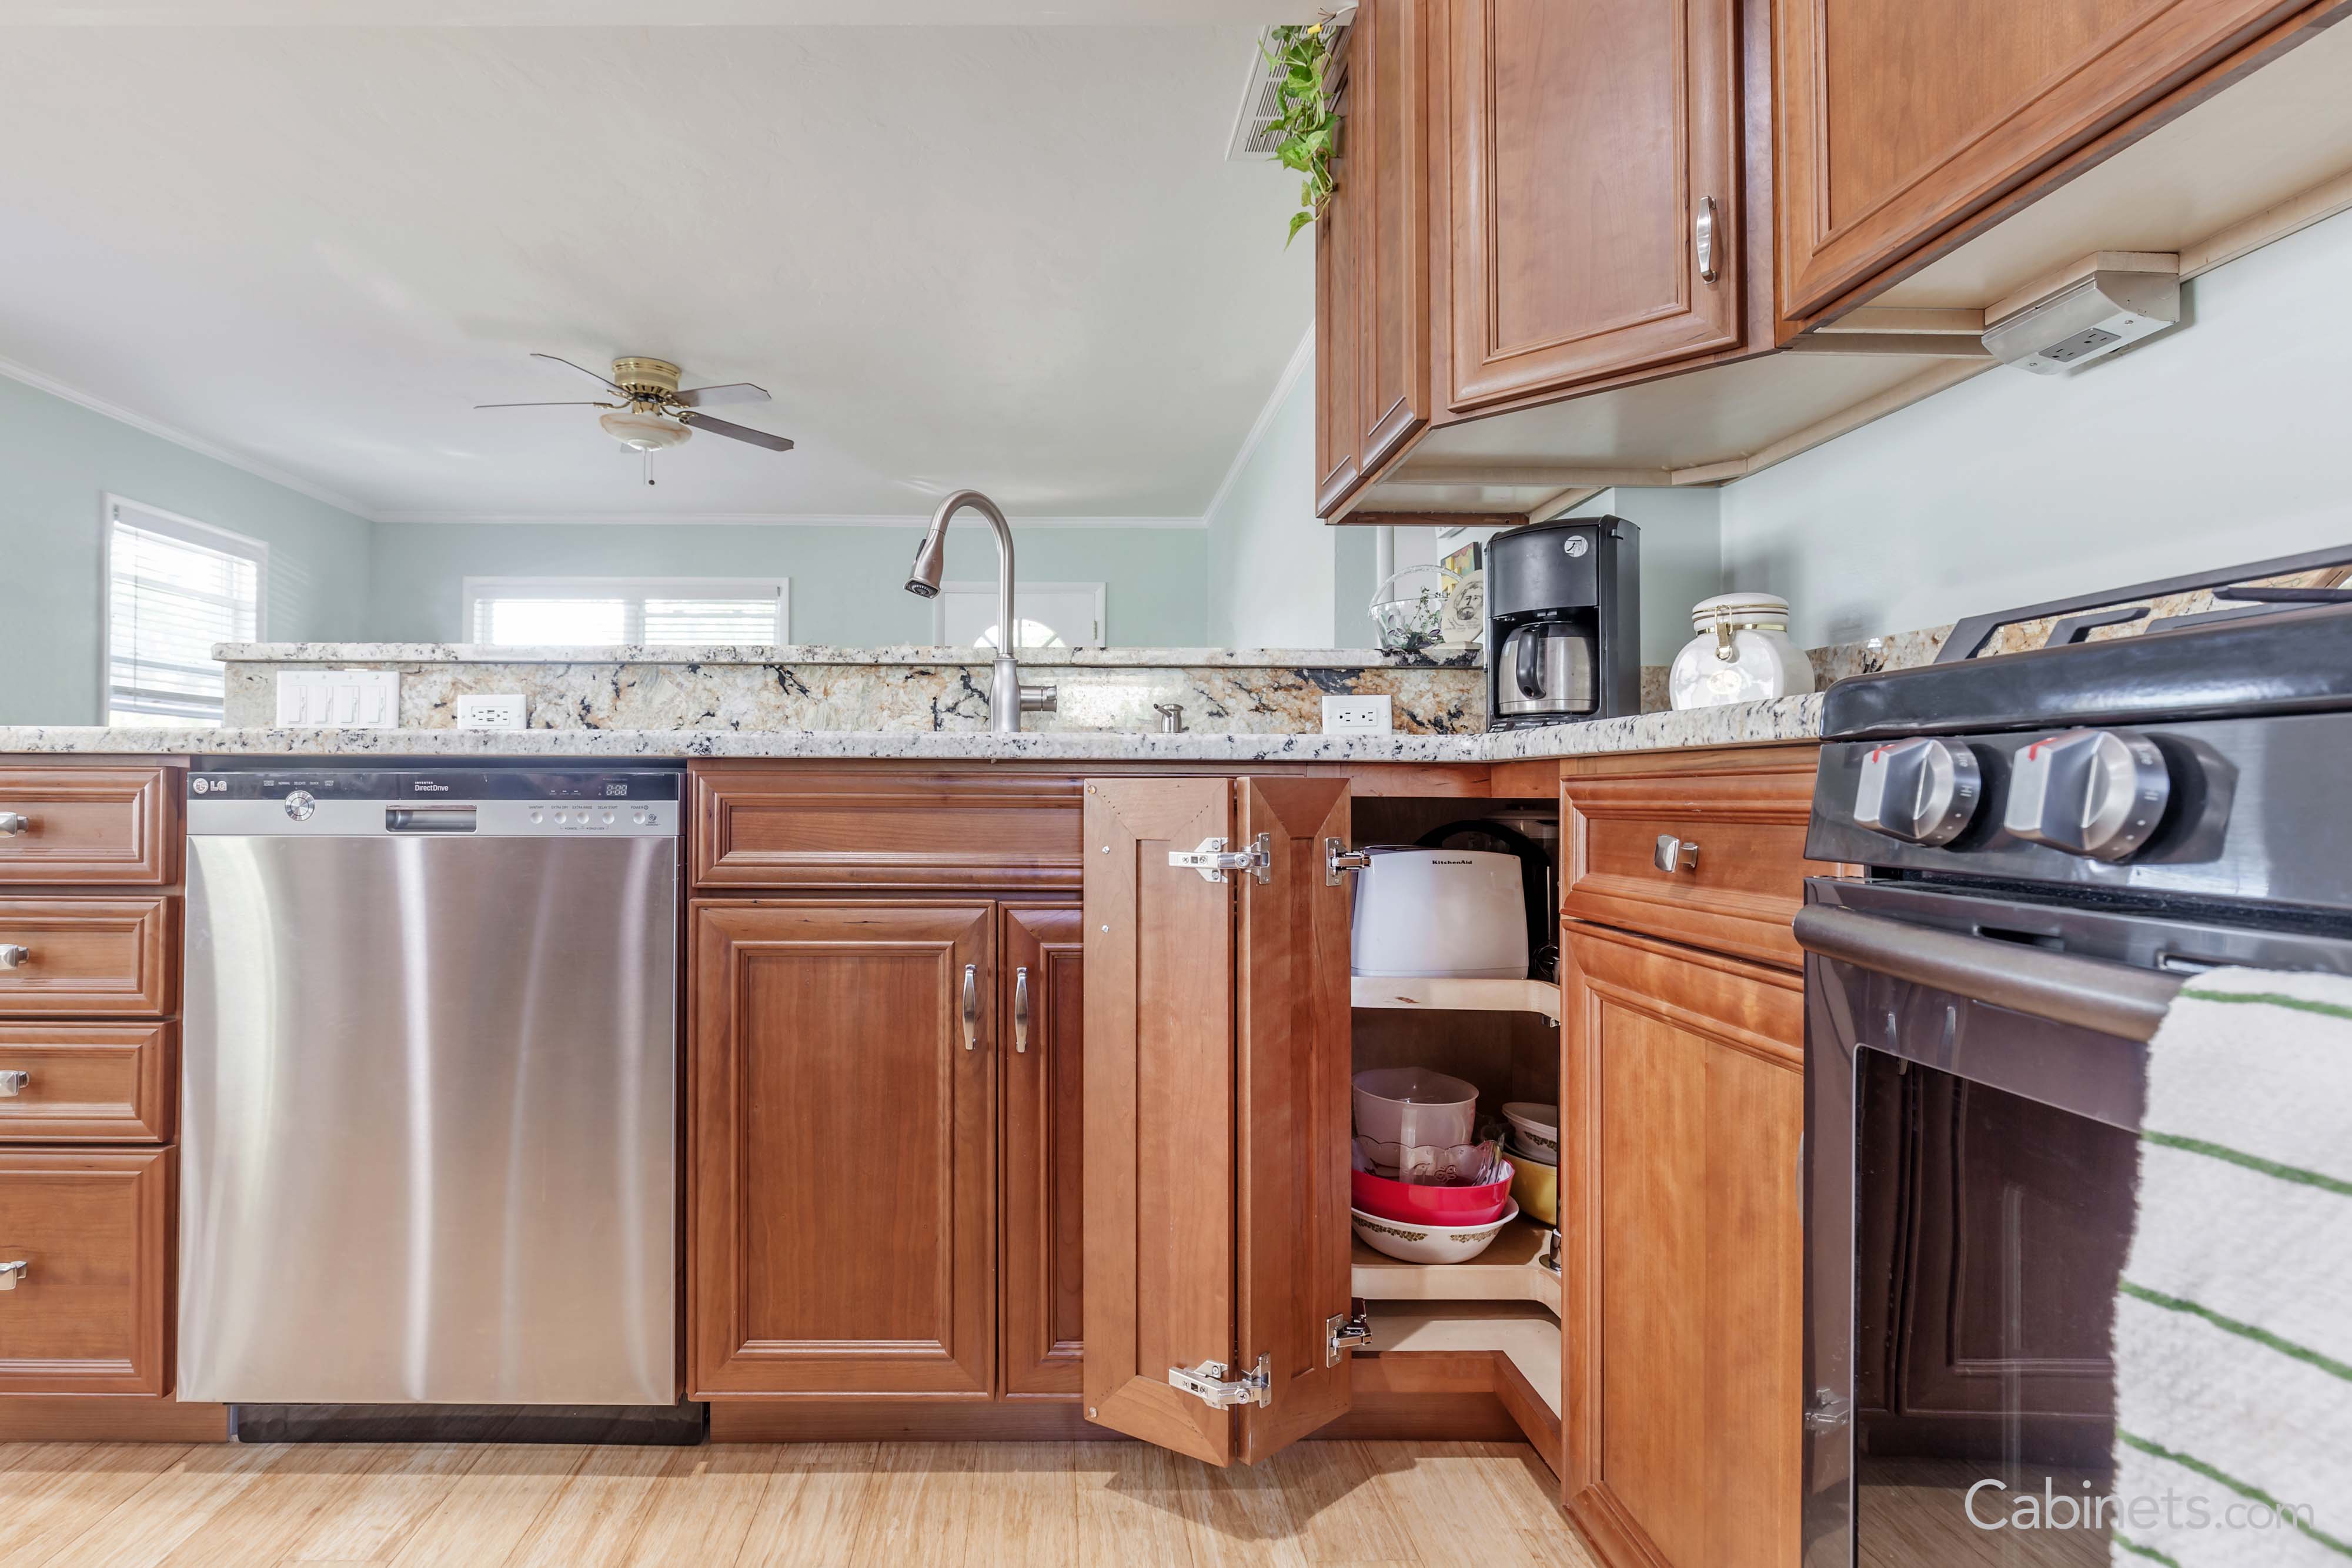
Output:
[461,579,788,647]
[105,498,268,727]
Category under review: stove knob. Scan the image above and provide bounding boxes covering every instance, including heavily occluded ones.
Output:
[1853,737,1981,845]
[2003,728,2170,862]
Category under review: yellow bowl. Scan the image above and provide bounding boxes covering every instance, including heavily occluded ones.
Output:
[1510,1156,1559,1226]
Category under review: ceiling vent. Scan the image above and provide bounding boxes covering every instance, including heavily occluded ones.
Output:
[1226,16,1352,161]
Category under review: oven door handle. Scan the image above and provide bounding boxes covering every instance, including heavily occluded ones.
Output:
[1793,905,2186,1042]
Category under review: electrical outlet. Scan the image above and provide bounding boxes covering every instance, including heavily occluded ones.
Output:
[456,694,527,730]
[276,670,399,728]
[1321,695,1394,735]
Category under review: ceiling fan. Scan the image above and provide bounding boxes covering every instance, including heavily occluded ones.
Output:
[476,353,795,485]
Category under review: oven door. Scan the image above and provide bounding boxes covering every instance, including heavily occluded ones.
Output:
[1795,878,2352,1568]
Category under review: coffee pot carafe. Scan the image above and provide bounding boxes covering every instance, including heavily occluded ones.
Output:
[1485,517,1641,730]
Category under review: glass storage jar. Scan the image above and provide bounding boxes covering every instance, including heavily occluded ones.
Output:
[1668,592,1816,710]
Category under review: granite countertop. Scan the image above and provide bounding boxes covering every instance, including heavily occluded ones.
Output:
[0,694,1820,761]
[216,643,1488,670]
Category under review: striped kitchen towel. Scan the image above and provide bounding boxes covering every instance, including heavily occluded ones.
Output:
[2112,968,2352,1567]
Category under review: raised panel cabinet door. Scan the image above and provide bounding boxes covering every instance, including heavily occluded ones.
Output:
[1445,0,1741,411]
[1559,921,1802,1568]
[1081,777,1354,1465]
[1354,0,1434,482]
[1315,22,1368,511]
[0,1147,172,1395]
[1000,904,1085,1399]
[690,899,995,1398]
[1778,0,2319,320]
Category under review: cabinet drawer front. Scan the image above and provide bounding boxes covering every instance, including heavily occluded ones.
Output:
[0,1023,173,1140]
[693,768,1083,891]
[1562,753,1829,967]
[0,897,179,1017]
[0,767,179,886]
[0,1148,172,1395]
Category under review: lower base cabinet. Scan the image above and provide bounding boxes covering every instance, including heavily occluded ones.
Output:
[0,1147,173,1396]
[1559,921,1802,1568]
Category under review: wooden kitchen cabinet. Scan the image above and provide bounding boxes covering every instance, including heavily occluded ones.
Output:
[690,899,997,1398]
[1559,920,1802,1568]
[1316,0,1432,512]
[1000,905,1085,1399]
[1441,0,1743,412]
[1776,0,2326,321]
[0,1147,173,1396]
[1081,776,1357,1465]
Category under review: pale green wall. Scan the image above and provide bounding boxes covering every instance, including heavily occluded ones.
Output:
[0,376,373,725]
[365,520,1211,647]
[1204,350,1337,647]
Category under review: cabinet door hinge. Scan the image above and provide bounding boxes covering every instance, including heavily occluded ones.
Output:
[1327,1309,1373,1366]
[1325,837,1372,885]
[1168,1353,1272,1408]
[1170,833,1272,884]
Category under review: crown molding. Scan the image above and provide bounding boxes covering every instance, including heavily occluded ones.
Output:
[369,510,1210,528]
[0,355,378,519]
[1198,321,1315,526]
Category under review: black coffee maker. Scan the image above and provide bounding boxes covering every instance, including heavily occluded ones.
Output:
[1485,516,1640,729]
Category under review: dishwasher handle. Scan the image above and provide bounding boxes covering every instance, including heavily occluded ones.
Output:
[385,805,479,833]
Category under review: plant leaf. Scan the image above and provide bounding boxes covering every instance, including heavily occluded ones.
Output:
[1286,209,1315,247]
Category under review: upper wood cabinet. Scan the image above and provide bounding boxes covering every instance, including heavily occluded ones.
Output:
[1443,0,1743,412]
[1317,0,1434,513]
[1080,776,1355,1466]
[1776,0,2318,320]
[690,899,996,1399]
[1559,921,1802,1568]
[1000,905,1085,1400]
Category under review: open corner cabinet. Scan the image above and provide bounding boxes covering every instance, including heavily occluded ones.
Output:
[1079,775,1357,1466]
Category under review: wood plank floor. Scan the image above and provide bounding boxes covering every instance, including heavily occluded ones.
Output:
[2,1439,1598,1567]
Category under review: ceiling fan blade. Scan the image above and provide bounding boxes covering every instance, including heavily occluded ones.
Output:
[529,352,626,394]
[673,381,772,408]
[474,399,617,409]
[677,410,796,452]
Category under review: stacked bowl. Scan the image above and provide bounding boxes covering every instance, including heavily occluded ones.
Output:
[1348,1068,1518,1262]
[1500,1102,1559,1226]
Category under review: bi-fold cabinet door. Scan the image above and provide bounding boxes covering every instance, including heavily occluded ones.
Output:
[1079,776,1357,1466]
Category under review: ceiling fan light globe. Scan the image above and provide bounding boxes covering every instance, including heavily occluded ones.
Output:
[597,409,693,452]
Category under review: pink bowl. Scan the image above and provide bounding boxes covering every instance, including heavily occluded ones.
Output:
[1349,1162,1513,1227]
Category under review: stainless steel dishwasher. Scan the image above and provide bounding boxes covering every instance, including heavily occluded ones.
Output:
[180,763,680,1407]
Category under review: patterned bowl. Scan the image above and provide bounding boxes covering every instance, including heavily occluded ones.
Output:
[1349,1199,1520,1265]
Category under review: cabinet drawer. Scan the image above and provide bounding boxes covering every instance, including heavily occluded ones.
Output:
[1561,750,1833,968]
[693,767,1083,891]
[0,1023,173,1141]
[0,767,179,886]
[0,1148,172,1395]
[0,897,179,1017]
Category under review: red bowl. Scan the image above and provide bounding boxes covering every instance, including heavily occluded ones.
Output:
[1349,1163,1512,1227]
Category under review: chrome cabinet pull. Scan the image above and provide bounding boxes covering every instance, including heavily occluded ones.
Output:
[0,1070,26,1097]
[961,963,980,1051]
[1695,196,1720,283]
[0,945,28,970]
[1653,834,1700,874]
[1013,966,1030,1054]
[0,1259,25,1291]
[0,811,29,836]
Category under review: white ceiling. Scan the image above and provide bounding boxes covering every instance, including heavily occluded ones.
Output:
[0,21,1317,520]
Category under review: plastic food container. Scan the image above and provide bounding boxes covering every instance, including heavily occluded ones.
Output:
[1351,1067,1479,1149]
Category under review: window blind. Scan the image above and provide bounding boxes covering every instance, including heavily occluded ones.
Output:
[465,580,786,647]
[106,502,265,727]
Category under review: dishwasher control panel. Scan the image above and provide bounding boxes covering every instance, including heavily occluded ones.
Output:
[187,766,683,838]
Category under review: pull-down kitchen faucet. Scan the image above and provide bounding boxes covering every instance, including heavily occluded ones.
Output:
[903,489,1058,733]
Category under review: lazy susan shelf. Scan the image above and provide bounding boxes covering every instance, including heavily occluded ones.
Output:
[1351,1219,1562,1319]
[1350,975,1561,1018]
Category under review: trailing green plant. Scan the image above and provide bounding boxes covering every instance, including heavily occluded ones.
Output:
[1263,18,1342,246]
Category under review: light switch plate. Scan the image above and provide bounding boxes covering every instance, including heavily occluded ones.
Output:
[276,670,399,728]
[456,694,527,730]
[1320,694,1394,734]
